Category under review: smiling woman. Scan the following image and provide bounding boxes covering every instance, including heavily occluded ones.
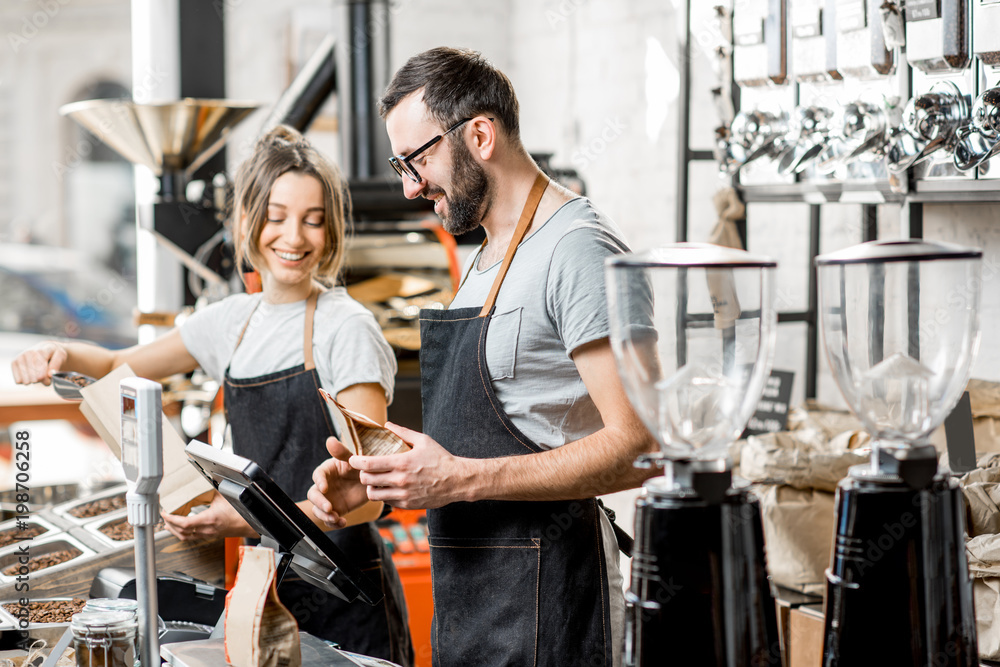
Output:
[9,125,414,665]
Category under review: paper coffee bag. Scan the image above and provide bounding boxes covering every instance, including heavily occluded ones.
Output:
[224,545,301,667]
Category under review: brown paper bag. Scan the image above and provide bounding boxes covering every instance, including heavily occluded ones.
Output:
[740,431,869,493]
[959,459,1000,659]
[318,389,410,457]
[756,484,835,594]
[225,545,301,667]
[967,534,1000,659]
[77,364,212,514]
[963,483,1000,537]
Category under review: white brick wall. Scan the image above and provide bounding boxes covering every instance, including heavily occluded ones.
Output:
[922,204,1000,384]
[507,0,684,253]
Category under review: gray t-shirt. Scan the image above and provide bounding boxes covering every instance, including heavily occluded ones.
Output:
[180,289,397,421]
[449,197,630,449]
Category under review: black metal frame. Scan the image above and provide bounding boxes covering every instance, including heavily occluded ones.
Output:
[672,0,987,401]
[675,0,821,399]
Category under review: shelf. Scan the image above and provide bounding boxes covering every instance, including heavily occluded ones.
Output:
[740,177,1000,205]
[738,182,903,205]
[909,178,1000,202]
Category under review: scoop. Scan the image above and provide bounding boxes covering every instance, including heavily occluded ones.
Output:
[51,371,96,401]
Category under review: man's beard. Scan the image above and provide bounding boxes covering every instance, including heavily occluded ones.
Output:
[436,137,490,236]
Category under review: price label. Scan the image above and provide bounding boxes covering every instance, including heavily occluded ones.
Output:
[744,370,795,436]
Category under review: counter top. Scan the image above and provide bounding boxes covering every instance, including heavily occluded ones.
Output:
[0,385,86,424]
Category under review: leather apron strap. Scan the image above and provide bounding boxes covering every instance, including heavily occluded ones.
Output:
[302,289,318,371]
[477,172,549,318]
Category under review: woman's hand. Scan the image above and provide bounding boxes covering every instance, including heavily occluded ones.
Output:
[307,436,370,528]
[161,491,257,541]
[11,342,68,386]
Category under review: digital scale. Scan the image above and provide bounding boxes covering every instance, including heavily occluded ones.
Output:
[119,378,164,667]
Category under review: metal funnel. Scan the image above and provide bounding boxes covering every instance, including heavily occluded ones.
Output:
[59,98,259,176]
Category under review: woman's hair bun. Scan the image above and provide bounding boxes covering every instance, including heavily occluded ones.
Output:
[260,124,308,148]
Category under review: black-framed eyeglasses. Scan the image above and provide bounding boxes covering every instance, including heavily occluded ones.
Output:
[388,118,473,183]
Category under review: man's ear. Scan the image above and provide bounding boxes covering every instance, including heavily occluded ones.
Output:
[468,116,496,161]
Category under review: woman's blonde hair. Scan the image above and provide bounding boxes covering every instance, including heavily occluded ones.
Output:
[233,125,349,286]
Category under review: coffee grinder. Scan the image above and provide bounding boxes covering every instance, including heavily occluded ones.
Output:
[606,243,781,666]
[816,240,982,666]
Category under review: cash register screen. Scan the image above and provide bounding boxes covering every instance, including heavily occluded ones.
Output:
[183,440,382,606]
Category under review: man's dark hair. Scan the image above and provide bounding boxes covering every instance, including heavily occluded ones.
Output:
[378,47,520,140]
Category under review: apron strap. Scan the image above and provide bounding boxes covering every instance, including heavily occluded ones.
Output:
[597,499,634,557]
[303,289,319,371]
[478,172,550,318]
[233,299,261,350]
[232,290,320,371]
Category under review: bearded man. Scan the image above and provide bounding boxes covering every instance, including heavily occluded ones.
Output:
[309,46,655,667]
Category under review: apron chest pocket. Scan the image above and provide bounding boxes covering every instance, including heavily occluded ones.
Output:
[485,307,522,381]
[429,535,540,666]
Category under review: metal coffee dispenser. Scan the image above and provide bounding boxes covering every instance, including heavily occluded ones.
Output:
[816,240,981,666]
[723,109,791,175]
[886,81,970,175]
[886,0,973,179]
[782,0,839,178]
[727,0,794,184]
[806,0,900,182]
[953,0,1000,176]
[606,244,781,667]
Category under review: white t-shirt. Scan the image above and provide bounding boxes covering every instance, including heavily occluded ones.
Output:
[449,197,631,449]
[180,289,397,425]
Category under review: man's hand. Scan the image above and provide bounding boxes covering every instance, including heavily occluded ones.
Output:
[348,422,473,510]
[161,491,257,541]
[11,342,68,386]
[308,436,371,527]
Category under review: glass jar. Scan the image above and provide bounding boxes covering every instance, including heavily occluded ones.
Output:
[70,611,136,667]
[83,599,137,617]
[85,598,167,636]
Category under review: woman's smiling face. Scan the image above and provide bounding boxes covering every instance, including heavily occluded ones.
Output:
[256,171,327,302]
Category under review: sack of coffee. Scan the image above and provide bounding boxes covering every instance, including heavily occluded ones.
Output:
[224,545,301,667]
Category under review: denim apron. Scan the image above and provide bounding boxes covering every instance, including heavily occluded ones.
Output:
[419,174,615,667]
[225,290,413,666]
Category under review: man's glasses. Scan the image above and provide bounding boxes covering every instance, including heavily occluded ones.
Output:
[388,118,473,183]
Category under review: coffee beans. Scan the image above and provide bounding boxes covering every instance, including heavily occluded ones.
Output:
[3,547,82,576]
[2,598,86,623]
[98,518,164,542]
[68,494,125,519]
[0,523,46,549]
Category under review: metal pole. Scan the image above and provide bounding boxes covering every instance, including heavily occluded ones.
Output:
[861,204,878,242]
[134,522,160,667]
[806,204,820,399]
[675,0,692,242]
[349,0,375,179]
